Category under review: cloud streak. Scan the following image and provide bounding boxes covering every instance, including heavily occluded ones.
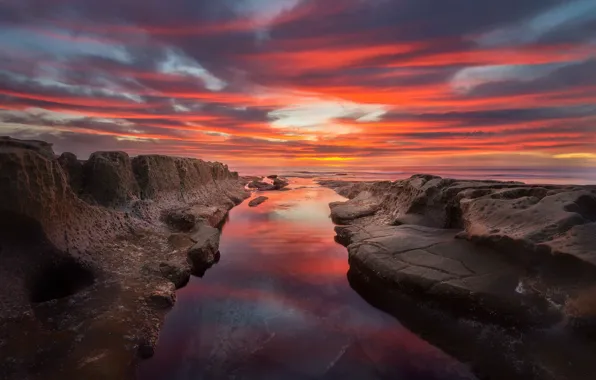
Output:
[0,0,595,171]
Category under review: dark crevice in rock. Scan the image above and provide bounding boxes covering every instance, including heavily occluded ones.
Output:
[445,201,463,229]
[28,257,95,303]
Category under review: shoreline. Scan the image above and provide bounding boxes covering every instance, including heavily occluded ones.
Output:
[0,137,250,379]
[321,175,596,379]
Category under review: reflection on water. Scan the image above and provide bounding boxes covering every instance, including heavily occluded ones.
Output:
[137,179,476,380]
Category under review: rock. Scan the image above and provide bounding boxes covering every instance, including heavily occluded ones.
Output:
[338,223,558,326]
[329,191,381,224]
[247,180,275,191]
[267,174,278,179]
[137,339,155,359]
[273,177,289,190]
[146,283,176,309]
[57,152,84,193]
[324,175,596,268]
[462,190,596,266]
[165,205,228,231]
[248,196,268,207]
[132,155,182,200]
[187,224,221,274]
[82,151,140,207]
[0,137,248,380]
[159,261,191,289]
[0,136,55,159]
[246,177,290,191]
[167,233,195,249]
[326,174,596,328]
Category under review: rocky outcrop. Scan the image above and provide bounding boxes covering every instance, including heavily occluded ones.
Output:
[329,191,381,224]
[57,152,84,193]
[0,137,249,380]
[246,176,290,191]
[248,196,268,207]
[323,175,596,328]
[336,224,558,326]
[325,174,596,378]
[187,224,222,276]
[82,151,141,207]
[272,177,289,189]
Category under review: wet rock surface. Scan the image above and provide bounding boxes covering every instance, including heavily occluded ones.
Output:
[248,196,269,207]
[246,176,290,191]
[0,137,249,380]
[323,175,596,378]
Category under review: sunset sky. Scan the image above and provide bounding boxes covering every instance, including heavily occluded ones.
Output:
[1,0,595,171]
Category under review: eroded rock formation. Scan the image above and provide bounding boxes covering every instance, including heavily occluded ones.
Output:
[322,175,596,328]
[322,174,596,379]
[0,137,249,380]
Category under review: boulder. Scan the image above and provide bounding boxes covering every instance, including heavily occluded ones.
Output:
[165,205,228,231]
[248,196,269,207]
[187,224,221,275]
[146,283,176,309]
[273,177,290,189]
[159,261,191,289]
[267,174,278,179]
[329,191,381,224]
[247,180,275,191]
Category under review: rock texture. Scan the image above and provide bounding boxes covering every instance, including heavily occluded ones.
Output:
[322,175,596,328]
[248,196,268,208]
[246,176,290,191]
[324,174,596,379]
[0,137,249,380]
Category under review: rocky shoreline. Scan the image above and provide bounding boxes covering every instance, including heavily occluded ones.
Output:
[322,175,596,379]
[0,137,250,379]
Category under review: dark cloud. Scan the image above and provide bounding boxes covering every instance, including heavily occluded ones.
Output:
[0,0,594,167]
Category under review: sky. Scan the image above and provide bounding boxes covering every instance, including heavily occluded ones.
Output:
[1,0,595,172]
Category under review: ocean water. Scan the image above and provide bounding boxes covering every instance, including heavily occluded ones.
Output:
[254,166,596,185]
[137,178,477,380]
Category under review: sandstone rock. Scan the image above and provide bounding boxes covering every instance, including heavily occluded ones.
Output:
[329,191,381,224]
[159,261,191,289]
[248,196,268,207]
[57,152,84,193]
[165,205,228,231]
[0,136,55,159]
[267,174,278,179]
[132,155,181,200]
[187,224,221,275]
[337,224,558,326]
[273,177,289,189]
[324,175,596,268]
[247,178,290,191]
[146,283,176,309]
[462,190,596,266]
[82,151,140,207]
[247,180,275,191]
[326,174,596,328]
[167,233,195,249]
[0,137,248,380]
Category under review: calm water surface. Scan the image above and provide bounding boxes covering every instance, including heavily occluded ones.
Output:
[138,179,476,380]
